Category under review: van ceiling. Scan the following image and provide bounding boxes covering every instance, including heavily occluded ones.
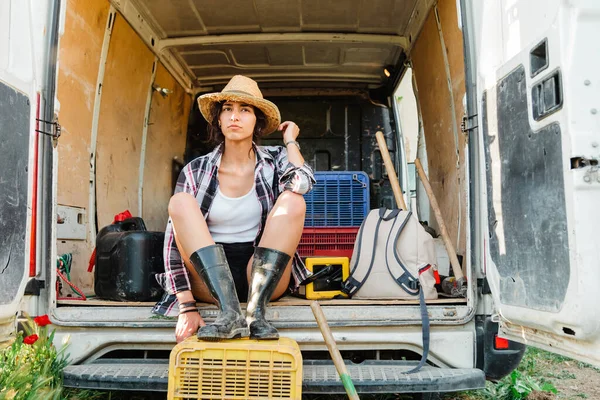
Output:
[127,0,433,91]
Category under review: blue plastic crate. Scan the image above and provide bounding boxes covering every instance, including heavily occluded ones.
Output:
[303,171,370,227]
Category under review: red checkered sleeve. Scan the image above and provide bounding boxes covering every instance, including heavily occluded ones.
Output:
[273,146,315,195]
[157,163,199,295]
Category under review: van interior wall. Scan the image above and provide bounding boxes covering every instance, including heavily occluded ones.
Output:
[56,0,111,294]
[56,0,190,294]
[142,64,191,232]
[95,14,155,228]
[410,0,467,256]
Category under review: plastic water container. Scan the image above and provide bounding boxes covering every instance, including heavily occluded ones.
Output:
[94,217,164,301]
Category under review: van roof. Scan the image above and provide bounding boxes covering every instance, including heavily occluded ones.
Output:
[131,0,431,92]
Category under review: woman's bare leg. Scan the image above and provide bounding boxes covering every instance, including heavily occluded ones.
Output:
[247,191,306,299]
[170,192,250,339]
[168,192,215,253]
[168,192,216,303]
[173,236,215,304]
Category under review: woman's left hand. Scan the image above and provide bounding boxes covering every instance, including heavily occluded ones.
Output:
[279,121,300,143]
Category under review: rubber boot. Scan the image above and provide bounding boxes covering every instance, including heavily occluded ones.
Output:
[246,247,291,339]
[189,244,249,340]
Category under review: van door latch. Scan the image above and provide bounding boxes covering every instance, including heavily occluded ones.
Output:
[36,118,62,140]
[461,114,478,133]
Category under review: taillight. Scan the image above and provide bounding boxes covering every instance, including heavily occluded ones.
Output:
[494,334,510,350]
[29,93,40,277]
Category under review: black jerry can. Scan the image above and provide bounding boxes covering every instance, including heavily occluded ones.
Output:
[94,218,165,301]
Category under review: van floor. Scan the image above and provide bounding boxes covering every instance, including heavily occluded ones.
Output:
[56,296,467,307]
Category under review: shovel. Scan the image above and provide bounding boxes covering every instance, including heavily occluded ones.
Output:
[310,301,360,400]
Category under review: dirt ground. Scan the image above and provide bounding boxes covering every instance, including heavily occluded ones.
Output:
[538,357,600,399]
[443,348,600,400]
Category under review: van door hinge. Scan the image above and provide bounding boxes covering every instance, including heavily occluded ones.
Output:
[36,118,62,140]
[24,279,45,296]
[490,313,501,324]
[461,114,478,134]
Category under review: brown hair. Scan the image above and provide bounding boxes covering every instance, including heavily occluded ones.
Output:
[207,101,267,146]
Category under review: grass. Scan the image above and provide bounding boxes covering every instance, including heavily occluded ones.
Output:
[0,315,68,400]
[447,348,566,400]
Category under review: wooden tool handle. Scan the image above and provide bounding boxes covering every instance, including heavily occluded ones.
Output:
[414,158,464,280]
[310,302,360,400]
[375,131,407,210]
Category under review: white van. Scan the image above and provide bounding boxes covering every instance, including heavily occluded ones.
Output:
[1,0,599,395]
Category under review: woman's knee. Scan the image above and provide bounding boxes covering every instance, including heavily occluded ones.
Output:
[168,192,199,221]
[275,191,306,220]
[271,285,288,301]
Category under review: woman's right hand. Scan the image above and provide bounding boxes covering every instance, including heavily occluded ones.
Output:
[175,311,206,343]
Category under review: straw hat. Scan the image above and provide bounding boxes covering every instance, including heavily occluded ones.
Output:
[197,75,281,135]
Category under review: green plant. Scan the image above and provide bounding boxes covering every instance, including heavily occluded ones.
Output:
[526,347,569,365]
[546,370,576,380]
[576,361,600,372]
[0,315,69,400]
[516,350,538,376]
[479,370,557,400]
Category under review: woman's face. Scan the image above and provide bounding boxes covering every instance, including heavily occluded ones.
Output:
[218,101,257,142]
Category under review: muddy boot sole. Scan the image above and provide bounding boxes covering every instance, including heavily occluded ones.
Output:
[197,326,250,341]
[197,312,250,341]
[249,320,279,340]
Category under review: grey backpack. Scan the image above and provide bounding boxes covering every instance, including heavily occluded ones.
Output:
[343,208,438,300]
[342,208,438,373]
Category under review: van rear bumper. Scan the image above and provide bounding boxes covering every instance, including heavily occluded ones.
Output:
[63,359,485,394]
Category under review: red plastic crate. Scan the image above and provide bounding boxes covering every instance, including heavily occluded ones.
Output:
[297,227,359,259]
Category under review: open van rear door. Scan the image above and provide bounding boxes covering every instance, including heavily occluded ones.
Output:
[464,0,600,366]
[0,0,56,342]
[0,7,33,342]
[0,82,31,342]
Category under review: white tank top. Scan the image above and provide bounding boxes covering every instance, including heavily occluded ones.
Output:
[207,185,261,243]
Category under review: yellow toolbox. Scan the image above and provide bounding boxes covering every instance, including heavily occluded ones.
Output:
[168,336,303,400]
[299,257,350,300]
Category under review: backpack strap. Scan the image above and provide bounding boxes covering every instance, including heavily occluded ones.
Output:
[342,208,385,296]
[379,207,400,220]
[342,208,431,374]
[403,288,430,374]
[380,209,430,374]
[384,211,420,296]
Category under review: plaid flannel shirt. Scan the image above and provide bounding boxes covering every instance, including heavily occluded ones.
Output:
[152,142,315,316]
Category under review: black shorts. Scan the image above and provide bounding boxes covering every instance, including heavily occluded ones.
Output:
[219,242,254,302]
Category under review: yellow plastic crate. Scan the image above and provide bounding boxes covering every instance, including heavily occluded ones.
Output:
[168,337,303,400]
[300,257,350,300]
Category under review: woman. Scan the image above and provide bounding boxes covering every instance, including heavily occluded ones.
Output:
[152,75,315,343]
